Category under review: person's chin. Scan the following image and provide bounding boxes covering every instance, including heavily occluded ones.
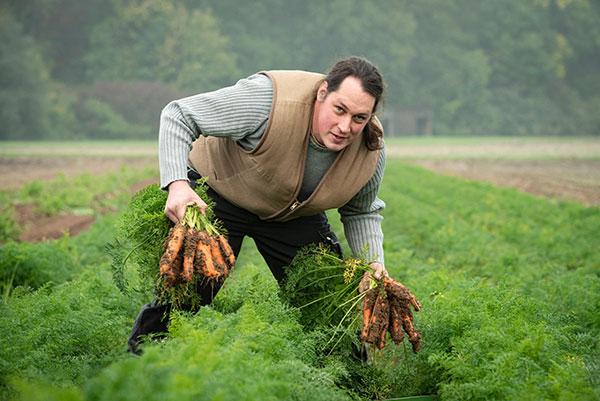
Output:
[324,141,346,152]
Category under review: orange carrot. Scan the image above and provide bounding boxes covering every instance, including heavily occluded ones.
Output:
[384,277,421,311]
[159,260,173,284]
[182,227,199,282]
[196,231,219,278]
[388,298,405,346]
[366,293,390,349]
[161,223,186,264]
[217,234,236,270]
[360,288,378,343]
[401,313,422,353]
[383,277,422,353]
[208,236,228,277]
[158,223,186,286]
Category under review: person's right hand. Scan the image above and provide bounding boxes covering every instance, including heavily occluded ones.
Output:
[164,180,208,223]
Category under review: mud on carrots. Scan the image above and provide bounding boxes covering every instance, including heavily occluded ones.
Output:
[158,205,235,309]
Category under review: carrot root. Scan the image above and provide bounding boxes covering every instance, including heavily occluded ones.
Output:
[182,227,199,282]
[158,223,186,287]
[360,288,378,343]
[217,235,236,269]
[366,292,390,349]
[196,230,219,278]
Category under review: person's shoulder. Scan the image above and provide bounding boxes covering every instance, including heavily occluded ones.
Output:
[236,73,273,90]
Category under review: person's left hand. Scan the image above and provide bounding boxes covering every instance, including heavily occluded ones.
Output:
[358,262,389,293]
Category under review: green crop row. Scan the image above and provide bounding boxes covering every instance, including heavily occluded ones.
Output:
[0,214,121,300]
[1,161,598,400]
[0,165,158,243]
[373,162,600,399]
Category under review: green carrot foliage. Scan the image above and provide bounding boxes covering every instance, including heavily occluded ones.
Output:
[2,161,599,400]
[108,178,224,307]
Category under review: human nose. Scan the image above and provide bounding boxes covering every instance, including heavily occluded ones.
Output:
[338,115,351,134]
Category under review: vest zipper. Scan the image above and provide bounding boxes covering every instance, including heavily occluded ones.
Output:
[289,200,301,211]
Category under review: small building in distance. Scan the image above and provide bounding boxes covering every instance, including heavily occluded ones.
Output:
[381,107,433,137]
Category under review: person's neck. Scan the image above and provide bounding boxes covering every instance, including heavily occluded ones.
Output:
[311,98,320,141]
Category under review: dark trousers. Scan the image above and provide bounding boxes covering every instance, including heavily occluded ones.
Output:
[128,174,342,353]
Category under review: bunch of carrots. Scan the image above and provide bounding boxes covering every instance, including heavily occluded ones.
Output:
[158,205,235,291]
[360,276,422,353]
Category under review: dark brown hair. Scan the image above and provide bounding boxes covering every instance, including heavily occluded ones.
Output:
[323,56,385,150]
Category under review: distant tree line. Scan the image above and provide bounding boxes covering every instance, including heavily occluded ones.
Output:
[1,0,599,140]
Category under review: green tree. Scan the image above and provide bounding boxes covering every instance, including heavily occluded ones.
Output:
[0,7,51,140]
[5,0,114,83]
[299,0,416,108]
[85,0,240,92]
[187,0,309,73]
[557,0,600,97]
[190,0,416,107]
[400,0,494,134]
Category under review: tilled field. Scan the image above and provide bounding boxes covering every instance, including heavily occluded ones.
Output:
[0,156,157,190]
[407,158,600,206]
[2,138,599,242]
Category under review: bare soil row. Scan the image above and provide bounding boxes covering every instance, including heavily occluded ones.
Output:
[2,138,598,242]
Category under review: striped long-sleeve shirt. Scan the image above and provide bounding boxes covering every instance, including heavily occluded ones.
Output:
[158,74,386,265]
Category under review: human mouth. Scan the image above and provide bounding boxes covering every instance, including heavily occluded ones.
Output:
[330,132,347,143]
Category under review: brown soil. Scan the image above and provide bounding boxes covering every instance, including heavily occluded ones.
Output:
[367,292,391,349]
[407,159,600,207]
[386,140,600,159]
[3,140,599,244]
[0,156,156,191]
[182,228,199,282]
[15,204,97,243]
[13,176,159,243]
[2,156,159,243]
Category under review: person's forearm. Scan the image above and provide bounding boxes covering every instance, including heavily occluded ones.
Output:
[342,212,384,265]
[339,145,386,264]
[158,101,198,189]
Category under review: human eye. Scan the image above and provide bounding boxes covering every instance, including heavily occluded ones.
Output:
[353,115,367,123]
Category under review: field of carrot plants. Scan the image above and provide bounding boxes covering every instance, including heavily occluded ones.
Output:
[1,160,599,400]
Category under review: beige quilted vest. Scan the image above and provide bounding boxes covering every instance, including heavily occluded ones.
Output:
[188,70,381,221]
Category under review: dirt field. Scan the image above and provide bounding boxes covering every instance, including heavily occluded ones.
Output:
[0,156,158,191]
[2,138,599,242]
[385,138,600,207]
[407,159,600,207]
[385,139,600,159]
[1,154,159,242]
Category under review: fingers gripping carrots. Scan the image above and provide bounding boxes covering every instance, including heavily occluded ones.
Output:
[158,205,235,292]
[360,275,422,354]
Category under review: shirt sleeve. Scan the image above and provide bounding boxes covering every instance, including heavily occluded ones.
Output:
[338,143,386,265]
[158,74,273,189]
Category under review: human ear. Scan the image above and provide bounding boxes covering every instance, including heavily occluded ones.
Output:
[317,82,328,101]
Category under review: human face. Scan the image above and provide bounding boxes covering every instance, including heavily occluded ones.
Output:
[312,76,376,152]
